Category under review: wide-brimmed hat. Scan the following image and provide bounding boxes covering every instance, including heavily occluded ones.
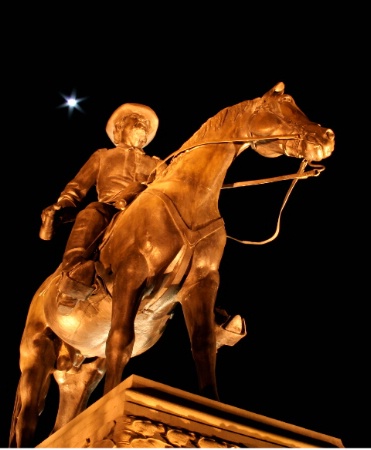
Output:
[106,103,159,147]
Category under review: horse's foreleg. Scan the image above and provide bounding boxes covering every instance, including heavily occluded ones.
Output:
[180,270,221,401]
[104,253,148,395]
[10,327,57,448]
[52,356,106,433]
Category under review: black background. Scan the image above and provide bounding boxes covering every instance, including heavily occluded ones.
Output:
[2,6,367,448]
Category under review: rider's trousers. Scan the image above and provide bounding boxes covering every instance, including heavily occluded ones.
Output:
[61,201,116,272]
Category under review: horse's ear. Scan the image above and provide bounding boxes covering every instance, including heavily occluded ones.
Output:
[273,82,285,93]
[262,82,285,100]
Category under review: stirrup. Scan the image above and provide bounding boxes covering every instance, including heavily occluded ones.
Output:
[58,272,95,301]
[57,292,80,315]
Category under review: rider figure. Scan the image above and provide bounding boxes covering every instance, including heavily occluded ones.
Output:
[40,103,165,312]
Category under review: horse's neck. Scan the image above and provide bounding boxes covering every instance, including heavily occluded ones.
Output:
[151,100,262,228]
[152,144,237,228]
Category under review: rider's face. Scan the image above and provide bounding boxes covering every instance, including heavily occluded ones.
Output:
[114,113,150,148]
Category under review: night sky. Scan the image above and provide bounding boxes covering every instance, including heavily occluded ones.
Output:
[3,7,366,448]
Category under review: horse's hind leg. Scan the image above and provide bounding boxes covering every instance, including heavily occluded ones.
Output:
[9,325,58,448]
[52,352,106,433]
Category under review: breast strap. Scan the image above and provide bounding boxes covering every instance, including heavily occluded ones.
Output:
[142,189,225,248]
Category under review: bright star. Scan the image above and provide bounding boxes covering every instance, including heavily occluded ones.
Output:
[58,90,88,117]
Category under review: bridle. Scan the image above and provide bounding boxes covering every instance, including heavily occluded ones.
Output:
[157,134,325,188]
[221,98,327,244]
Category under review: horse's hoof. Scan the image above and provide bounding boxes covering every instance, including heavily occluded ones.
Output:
[57,292,79,315]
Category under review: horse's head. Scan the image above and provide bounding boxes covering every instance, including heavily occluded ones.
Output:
[248,82,335,162]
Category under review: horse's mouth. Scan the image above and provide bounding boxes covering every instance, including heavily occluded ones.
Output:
[306,140,335,161]
[287,130,335,162]
[306,128,335,161]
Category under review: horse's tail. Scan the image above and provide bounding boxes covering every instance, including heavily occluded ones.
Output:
[8,380,22,447]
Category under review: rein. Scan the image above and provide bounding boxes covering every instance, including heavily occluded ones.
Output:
[223,159,324,244]
[226,158,312,245]
[222,160,324,189]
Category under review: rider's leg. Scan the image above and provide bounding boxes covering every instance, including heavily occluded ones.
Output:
[58,202,115,303]
[61,202,115,270]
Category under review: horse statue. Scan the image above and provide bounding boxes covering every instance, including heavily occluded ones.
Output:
[9,82,335,448]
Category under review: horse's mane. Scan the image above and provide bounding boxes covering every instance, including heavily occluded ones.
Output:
[179,98,260,151]
[153,97,261,182]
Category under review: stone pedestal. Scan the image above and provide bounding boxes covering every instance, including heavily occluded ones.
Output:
[37,375,344,448]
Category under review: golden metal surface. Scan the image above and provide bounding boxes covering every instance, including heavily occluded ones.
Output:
[9,82,334,447]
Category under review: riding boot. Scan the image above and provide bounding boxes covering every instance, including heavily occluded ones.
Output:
[57,206,110,313]
[57,260,96,314]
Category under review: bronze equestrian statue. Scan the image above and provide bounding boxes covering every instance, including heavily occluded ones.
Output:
[9,82,335,448]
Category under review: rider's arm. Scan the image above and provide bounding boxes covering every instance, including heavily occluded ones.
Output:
[39,149,103,240]
[56,149,103,207]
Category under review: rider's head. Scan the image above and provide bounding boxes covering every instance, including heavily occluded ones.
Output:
[106,103,159,148]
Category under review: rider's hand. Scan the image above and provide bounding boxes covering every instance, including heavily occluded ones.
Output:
[112,182,147,210]
[40,202,77,240]
[50,199,77,224]
[114,199,127,210]
[41,203,63,223]
[41,203,60,221]
[40,204,60,240]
